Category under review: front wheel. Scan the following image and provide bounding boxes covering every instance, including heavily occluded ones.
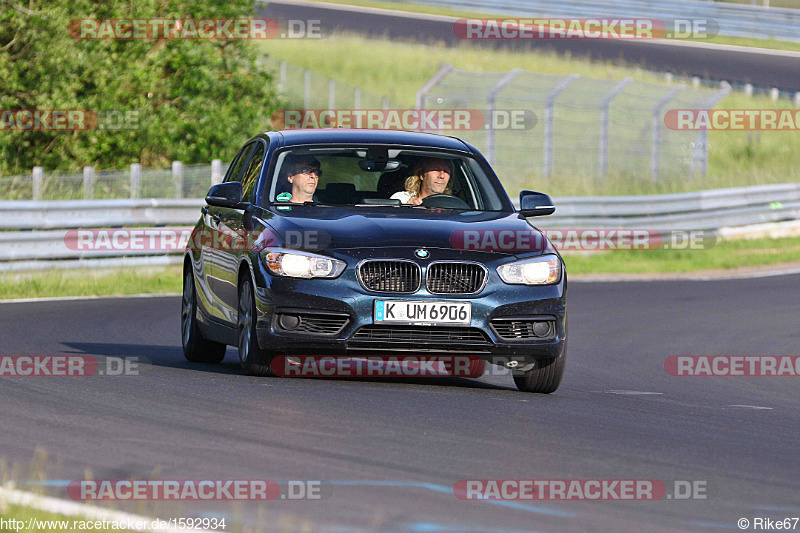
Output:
[513,341,567,394]
[181,268,226,363]
[237,277,276,376]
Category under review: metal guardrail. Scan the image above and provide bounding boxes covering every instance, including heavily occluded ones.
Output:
[415,0,800,42]
[2,182,796,230]
[0,199,204,230]
[1,183,799,269]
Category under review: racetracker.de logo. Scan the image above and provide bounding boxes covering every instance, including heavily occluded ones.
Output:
[664,356,800,376]
[271,109,536,131]
[449,229,715,252]
[68,18,322,40]
[453,18,718,40]
[68,480,279,501]
[0,356,137,377]
[270,355,485,378]
[665,109,800,131]
[454,479,707,500]
[66,479,328,501]
[0,110,139,131]
[63,228,326,252]
[454,479,666,500]
[0,110,96,131]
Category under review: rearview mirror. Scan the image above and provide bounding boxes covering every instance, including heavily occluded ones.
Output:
[358,159,401,172]
[206,182,245,209]
[519,190,555,217]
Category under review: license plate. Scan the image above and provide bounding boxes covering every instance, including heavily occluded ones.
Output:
[374,300,471,326]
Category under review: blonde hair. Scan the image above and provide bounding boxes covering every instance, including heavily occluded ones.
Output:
[404,158,452,197]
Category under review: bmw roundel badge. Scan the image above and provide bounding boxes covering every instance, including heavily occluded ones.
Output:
[415,249,429,259]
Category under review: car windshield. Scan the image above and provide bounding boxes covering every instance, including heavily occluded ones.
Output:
[265,146,509,211]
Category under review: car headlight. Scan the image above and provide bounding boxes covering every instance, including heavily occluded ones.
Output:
[262,251,346,279]
[496,255,561,285]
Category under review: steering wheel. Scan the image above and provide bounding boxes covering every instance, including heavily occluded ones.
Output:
[420,193,470,210]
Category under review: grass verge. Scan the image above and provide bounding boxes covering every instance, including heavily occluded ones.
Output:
[0,266,182,300]
[564,235,800,274]
[0,503,93,532]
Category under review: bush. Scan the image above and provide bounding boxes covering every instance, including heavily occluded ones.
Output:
[0,0,279,173]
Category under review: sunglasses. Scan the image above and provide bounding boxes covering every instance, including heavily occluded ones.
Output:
[294,166,322,177]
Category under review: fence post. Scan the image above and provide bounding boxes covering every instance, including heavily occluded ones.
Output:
[328,79,336,110]
[354,88,361,110]
[599,78,633,181]
[382,97,389,111]
[279,61,287,88]
[304,70,310,109]
[172,161,184,199]
[650,86,685,182]
[211,159,223,186]
[32,167,43,201]
[690,81,731,180]
[543,74,579,179]
[130,163,141,199]
[415,63,454,111]
[83,166,95,200]
[485,68,523,165]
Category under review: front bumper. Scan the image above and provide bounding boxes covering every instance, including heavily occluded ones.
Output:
[252,248,567,366]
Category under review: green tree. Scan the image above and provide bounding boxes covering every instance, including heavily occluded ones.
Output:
[0,0,279,173]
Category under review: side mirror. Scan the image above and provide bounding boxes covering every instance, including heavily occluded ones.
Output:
[206,182,245,209]
[519,190,555,217]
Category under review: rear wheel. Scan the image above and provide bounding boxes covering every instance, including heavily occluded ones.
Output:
[237,277,276,376]
[513,341,567,394]
[181,269,226,363]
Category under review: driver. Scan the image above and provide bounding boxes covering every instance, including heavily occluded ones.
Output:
[282,155,322,203]
[391,157,452,205]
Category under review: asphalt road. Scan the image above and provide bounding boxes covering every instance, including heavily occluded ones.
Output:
[257,0,800,91]
[1,275,798,531]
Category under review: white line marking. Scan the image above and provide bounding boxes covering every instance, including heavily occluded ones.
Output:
[603,390,663,395]
[0,485,206,533]
[729,405,773,410]
[0,293,180,304]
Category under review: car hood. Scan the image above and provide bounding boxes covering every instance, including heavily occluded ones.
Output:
[258,205,549,256]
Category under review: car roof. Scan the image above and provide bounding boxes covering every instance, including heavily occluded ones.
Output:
[268,129,473,152]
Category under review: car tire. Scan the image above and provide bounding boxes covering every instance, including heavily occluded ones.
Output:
[237,276,276,377]
[182,268,226,364]
[513,340,567,394]
[443,356,486,378]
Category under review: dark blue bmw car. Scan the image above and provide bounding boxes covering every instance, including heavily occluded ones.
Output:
[181,129,567,393]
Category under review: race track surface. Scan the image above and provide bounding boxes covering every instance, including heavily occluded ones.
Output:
[1,276,798,532]
[258,0,800,91]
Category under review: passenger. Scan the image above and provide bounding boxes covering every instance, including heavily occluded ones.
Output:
[390,158,452,205]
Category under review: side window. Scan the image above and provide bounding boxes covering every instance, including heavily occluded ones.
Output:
[240,142,266,203]
[224,143,254,183]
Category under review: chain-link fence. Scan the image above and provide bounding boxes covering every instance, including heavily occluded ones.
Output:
[0,162,228,201]
[265,58,402,113]
[418,66,730,196]
[1,61,734,200]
